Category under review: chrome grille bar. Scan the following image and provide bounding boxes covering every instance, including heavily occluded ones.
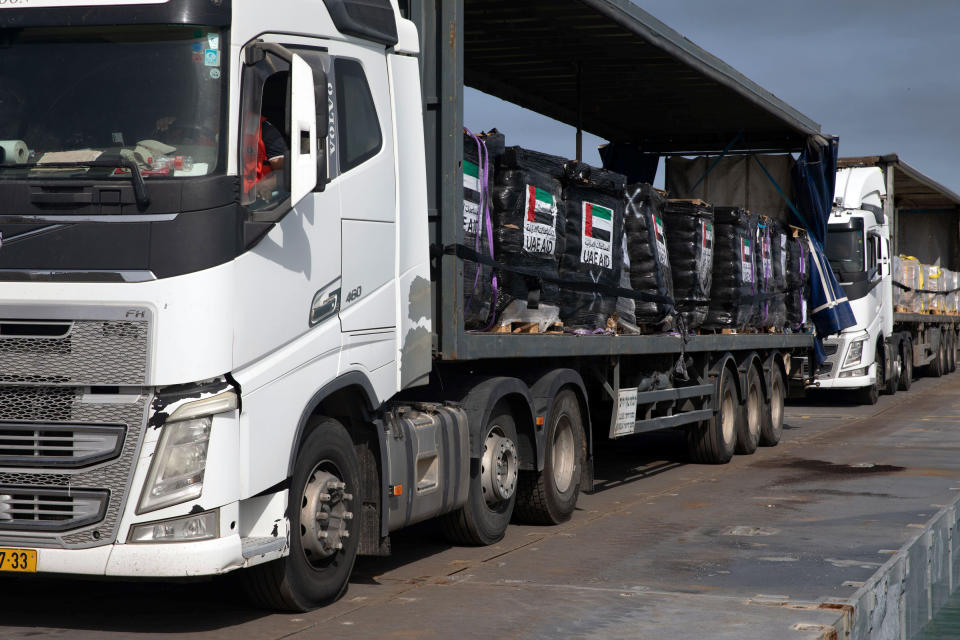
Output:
[0,424,125,468]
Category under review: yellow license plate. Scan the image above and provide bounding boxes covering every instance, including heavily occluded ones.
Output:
[0,548,37,573]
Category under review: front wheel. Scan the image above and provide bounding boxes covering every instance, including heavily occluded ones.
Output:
[242,418,360,611]
[441,405,519,545]
[857,379,879,405]
[515,390,585,525]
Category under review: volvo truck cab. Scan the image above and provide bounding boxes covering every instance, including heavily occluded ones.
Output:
[816,167,895,403]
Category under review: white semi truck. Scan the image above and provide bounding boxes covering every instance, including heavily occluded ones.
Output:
[816,155,960,403]
[0,0,825,610]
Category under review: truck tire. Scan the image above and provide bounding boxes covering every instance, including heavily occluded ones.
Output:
[949,332,956,373]
[441,405,519,545]
[242,417,360,611]
[931,339,945,378]
[515,390,585,525]
[735,365,761,455]
[882,345,899,396]
[759,365,785,447]
[857,380,879,405]
[898,339,913,391]
[687,367,737,464]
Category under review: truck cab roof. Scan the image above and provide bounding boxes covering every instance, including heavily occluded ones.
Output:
[834,166,886,220]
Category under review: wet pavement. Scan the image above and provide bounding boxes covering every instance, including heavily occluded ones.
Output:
[4,373,960,639]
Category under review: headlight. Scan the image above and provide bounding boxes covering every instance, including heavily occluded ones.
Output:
[844,340,865,368]
[840,366,869,378]
[129,510,218,543]
[138,417,212,513]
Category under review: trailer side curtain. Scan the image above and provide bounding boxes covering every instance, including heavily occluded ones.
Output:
[791,135,857,337]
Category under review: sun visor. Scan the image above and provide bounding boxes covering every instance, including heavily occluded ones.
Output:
[323,0,399,46]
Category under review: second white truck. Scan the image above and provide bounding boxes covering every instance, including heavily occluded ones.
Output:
[816,155,960,403]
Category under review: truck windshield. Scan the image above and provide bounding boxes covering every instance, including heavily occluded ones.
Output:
[0,25,225,179]
[825,227,865,275]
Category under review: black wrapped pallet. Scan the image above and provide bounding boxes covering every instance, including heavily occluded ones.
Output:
[461,130,503,329]
[490,147,567,318]
[560,163,627,331]
[785,229,810,330]
[751,217,787,330]
[705,206,757,330]
[662,199,714,330]
[624,183,674,326]
[768,220,789,330]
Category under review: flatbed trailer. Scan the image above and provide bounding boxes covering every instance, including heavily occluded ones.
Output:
[405,0,818,454]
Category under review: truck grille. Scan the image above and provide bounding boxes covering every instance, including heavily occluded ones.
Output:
[0,304,153,548]
[0,387,149,548]
[0,488,108,532]
[0,319,149,386]
[823,343,838,356]
[0,424,125,468]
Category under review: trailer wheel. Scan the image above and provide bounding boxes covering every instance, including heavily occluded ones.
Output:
[949,332,956,373]
[241,417,359,611]
[760,366,784,447]
[441,405,518,545]
[687,367,737,464]
[515,390,585,525]
[735,365,761,455]
[931,339,945,378]
[882,345,900,396]
[898,339,913,391]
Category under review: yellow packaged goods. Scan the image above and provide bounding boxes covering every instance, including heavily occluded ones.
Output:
[922,264,944,313]
[893,255,923,312]
[946,270,960,314]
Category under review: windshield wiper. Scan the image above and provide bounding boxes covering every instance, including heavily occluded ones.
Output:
[3,155,150,210]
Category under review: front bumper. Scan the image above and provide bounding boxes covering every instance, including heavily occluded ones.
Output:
[814,367,875,390]
[19,533,246,577]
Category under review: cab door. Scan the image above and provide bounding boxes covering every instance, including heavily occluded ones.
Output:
[325,40,398,381]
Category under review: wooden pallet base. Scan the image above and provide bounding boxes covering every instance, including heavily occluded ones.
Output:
[492,321,564,334]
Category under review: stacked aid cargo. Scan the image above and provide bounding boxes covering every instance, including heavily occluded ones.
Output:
[560,164,627,331]
[461,130,498,329]
[490,146,566,322]
[705,206,757,330]
[623,184,674,327]
[753,217,786,330]
[785,230,810,330]
[662,200,714,330]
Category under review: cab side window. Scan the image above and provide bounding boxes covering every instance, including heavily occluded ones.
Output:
[334,58,382,173]
[867,234,878,278]
[240,53,292,209]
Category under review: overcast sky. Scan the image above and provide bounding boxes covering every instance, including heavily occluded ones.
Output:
[465,0,960,193]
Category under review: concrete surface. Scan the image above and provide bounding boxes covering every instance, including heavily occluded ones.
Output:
[4,373,960,639]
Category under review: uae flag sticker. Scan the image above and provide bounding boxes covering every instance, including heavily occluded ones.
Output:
[522,185,558,255]
[581,201,614,268]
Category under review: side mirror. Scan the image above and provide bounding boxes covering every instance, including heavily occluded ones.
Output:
[288,53,318,206]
